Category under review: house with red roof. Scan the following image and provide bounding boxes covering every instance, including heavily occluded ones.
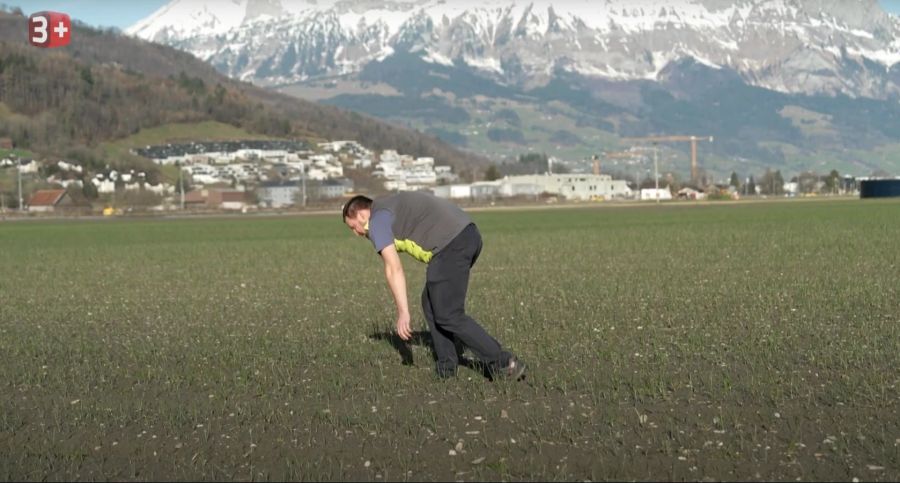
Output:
[28,189,73,212]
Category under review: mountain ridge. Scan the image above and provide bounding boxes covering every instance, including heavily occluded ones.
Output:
[128,0,900,99]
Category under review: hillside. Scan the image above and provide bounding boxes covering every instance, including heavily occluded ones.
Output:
[0,10,488,176]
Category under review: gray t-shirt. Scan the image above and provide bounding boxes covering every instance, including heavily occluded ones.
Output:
[368,191,472,263]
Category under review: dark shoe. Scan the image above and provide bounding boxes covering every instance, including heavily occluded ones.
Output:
[496,356,527,381]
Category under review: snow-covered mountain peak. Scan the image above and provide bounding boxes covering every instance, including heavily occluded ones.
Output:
[127,0,900,99]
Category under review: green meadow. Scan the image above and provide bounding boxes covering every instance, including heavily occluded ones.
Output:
[1,199,898,481]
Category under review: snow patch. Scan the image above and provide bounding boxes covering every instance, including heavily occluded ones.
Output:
[462,55,504,74]
[422,49,454,67]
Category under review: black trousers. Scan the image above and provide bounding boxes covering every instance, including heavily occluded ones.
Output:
[421,223,512,376]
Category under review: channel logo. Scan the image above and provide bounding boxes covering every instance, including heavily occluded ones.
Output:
[28,11,71,48]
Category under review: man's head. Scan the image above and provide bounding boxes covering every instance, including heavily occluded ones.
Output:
[342,195,373,237]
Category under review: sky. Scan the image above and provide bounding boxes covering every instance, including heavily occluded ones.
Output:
[9,0,168,30]
[7,0,900,30]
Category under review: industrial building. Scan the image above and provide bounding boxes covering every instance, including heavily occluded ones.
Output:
[501,174,632,201]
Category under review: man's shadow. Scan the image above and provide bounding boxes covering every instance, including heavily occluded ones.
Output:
[368,330,491,379]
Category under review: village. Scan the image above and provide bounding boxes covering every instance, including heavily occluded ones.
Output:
[0,136,861,215]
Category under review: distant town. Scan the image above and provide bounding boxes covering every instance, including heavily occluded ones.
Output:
[0,136,893,215]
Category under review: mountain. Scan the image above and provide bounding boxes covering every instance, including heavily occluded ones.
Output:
[128,0,900,99]
[0,9,488,176]
[123,0,900,178]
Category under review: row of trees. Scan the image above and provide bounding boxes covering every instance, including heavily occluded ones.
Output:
[729,168,848,195]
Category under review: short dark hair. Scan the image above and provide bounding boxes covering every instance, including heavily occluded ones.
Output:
[342,195,373,220]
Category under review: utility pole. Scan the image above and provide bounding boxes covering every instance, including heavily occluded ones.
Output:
[178,163,185,210]
[653,144,660,204]
[300,161,307,208]
[17,156,24,212]
[105,164,116,210]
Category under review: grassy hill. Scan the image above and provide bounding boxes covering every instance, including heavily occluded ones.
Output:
[100,121,272,159]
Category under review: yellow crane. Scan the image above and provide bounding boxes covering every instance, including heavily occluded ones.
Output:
[622,135,714,183]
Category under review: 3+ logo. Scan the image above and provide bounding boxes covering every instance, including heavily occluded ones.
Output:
[28,11,71,48]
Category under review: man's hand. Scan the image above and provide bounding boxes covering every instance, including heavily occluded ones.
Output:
[396,311,412,341]
[380,245,412,341]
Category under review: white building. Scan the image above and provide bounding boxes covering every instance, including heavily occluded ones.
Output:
[383,179,408,191]
[471,181,502,200]
[57,161,83,173]
[144,183,173,195]
[380,150,402,164]
[374,151,444,190]
[640,188,673,201]
[783,182,799,196]
[500,182,542,198]
[435,165,458,183]
[405,168,437,185]
[432,184,472,199]
[92,178,116,194]
[502,174,632,201]
[257,181,301,208]
[17,160,40,174]
[318,140,372,158]
[677,187,706,200]
[353,158,373,169]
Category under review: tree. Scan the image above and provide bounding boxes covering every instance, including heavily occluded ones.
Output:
[519,152,548,165]
[65,183,91,207]
[729,171,740,189]
[82,178,98,200]
[796,171,818,194]
[80,67,94,87]
[458,168,476,184]
[484,164,501,181]
[118,188,163,209]
[758,168,785,195]
[824,169,840,194]
[746,176,756,196]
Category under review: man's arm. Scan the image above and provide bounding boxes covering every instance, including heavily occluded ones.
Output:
[380,244,412,340]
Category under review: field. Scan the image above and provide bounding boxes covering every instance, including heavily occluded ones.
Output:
[1,199,899,481]
[99,121,274,160]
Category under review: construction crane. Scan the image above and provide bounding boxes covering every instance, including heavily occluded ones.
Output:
[622,135,714,183]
